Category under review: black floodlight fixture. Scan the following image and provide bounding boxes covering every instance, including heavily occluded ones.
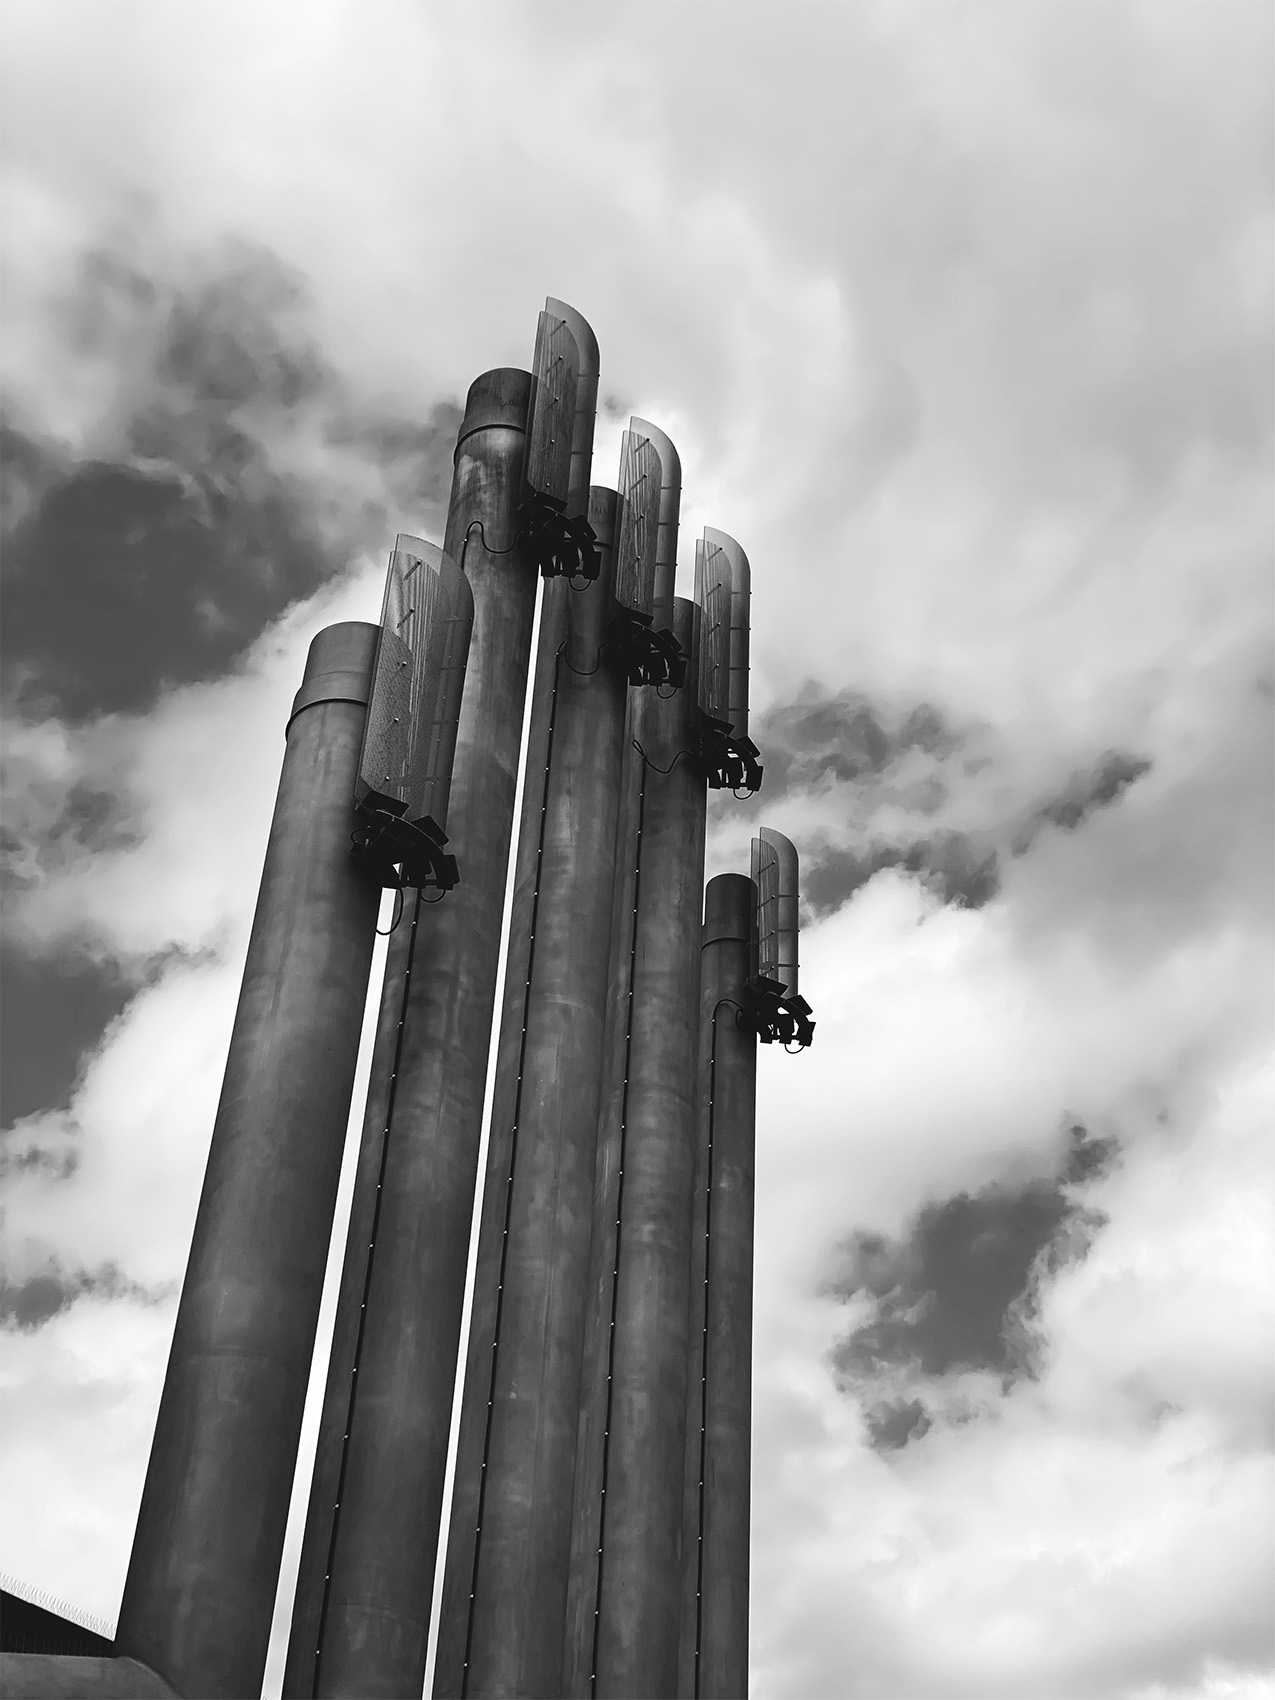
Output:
[521,299,601,582]
[749,827,815,1048]
[607,416,687,688]
[352,534,473,892]
[694,527,763,794]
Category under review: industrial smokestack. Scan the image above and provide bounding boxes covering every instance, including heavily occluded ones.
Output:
[285,369,539,1700]
[433,304,603,1700]
[680,872,759,1700]
[116,622,382,1700]
[567,596,708,1700]
[435,483,626,1700]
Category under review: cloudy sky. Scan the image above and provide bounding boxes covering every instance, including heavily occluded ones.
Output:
[1,2,1272,1696]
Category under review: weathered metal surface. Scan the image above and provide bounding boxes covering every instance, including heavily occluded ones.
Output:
[566,597,707,1699]
[115,623,381,1700]
[357,535,473,832]
[679,873,757,1700]
[752,825,799,995]
[0,1653,179,1698]
[284,370,537,1700]
[434,486,624,1699]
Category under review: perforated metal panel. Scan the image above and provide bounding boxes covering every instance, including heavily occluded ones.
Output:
[694,528,751,737]
[357,535,473,831]
[751,827,799,994]
[525,309,580,508]
[613,426,663,617]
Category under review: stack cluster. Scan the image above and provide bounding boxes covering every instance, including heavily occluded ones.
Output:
[1,302,810,1700]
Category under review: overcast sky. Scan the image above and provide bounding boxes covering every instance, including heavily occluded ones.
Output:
[1,3,1272,1697]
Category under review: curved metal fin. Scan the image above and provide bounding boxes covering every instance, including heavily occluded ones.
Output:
[694,528,751,738]
[415,546,474,833]
[694,528,760,790]
[357,534,474,836]
[613,425,664,617]
[526,308,580,510]
[751,827,799,995]
[608,419,687,686]
[545,297,599,513]
[628,415,681,631]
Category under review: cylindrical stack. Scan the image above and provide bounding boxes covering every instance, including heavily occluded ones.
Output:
[285,371,538,1700]
[434,486,627,1699]
[116,623,382,1700]
[567,597,707,1700]
[680,874,757,1700]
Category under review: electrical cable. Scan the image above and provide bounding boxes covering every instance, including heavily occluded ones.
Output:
[561,642,606,678]
[459,517,520,572]
[631,736,695,777]
[375,886,405,936]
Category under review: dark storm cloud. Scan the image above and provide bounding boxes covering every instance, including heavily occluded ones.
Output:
[0,1259,170,1332]
[0,955,133,1130]
[724,685,1156,922]
[1,240,461,721]
[0,416,67,538]
[863,1397,933,1453]
[727,686,999,912]
[827,1126,1115,1446]
[803,830,1000,917]
[1013,750,1153,854]
[0,235,463,1137]
[743,687,962,806]
[0,757,150,1130]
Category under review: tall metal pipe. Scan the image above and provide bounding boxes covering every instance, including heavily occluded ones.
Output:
[567,597,707,1700]
[434,487,626,1699]
[284,370,537,1700]
[679,873,757,1700]
[115,622,382,1700]
[433,311,598,1699]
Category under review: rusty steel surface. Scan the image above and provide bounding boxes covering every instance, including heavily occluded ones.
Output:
[679,873,757,1700]
[357,535,473,832]
[115,623,381,1700]
[566,597,707,1700]
[434,486,624,1700]
[284,370,537,1700]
